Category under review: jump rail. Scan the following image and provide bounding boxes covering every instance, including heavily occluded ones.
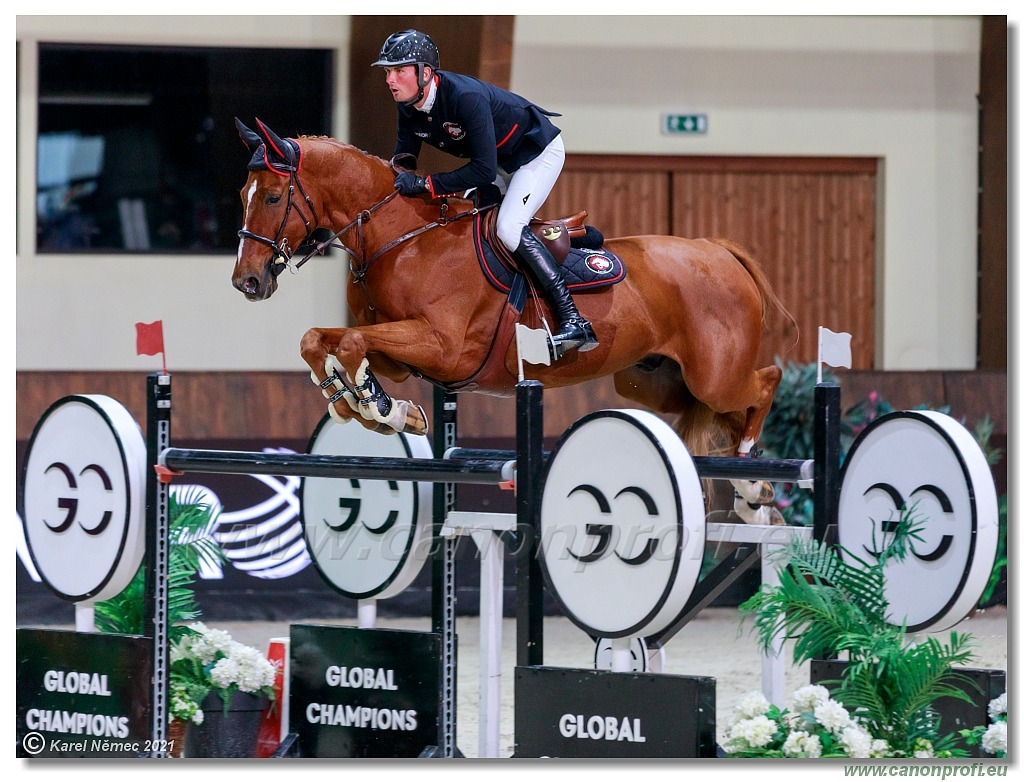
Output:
[445,447,815,484]
[159,448,516,484]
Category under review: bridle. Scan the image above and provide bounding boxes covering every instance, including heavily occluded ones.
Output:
[238,161,494,307]
[236,166,322,278]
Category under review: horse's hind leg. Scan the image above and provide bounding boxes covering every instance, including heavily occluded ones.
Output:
[735,364,783,456]
[730,364,784,525]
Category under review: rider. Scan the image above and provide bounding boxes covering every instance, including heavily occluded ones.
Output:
[372,29,598,357]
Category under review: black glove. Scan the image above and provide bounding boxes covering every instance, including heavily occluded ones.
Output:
[394,172,428,196]
[390,153,418,172]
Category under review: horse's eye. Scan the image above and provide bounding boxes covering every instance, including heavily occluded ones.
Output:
[265,194,282,205]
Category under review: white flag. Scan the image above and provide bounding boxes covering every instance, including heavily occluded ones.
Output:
[818,326,852,371]
[515,323,552,369]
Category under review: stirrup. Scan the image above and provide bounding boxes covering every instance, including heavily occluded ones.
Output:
[550,317,599,358]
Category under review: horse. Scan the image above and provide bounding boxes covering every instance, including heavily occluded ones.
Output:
[232,118,797,523]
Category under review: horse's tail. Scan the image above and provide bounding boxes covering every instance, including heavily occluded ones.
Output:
[710,237,799,344]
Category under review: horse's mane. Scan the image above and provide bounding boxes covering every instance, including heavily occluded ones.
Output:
[297,135,390,167]
[295,135,485,209]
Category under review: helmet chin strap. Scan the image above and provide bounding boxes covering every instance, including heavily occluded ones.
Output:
[404,64,432,106]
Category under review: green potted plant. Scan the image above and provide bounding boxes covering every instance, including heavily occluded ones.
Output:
[169,621,277,757]
[730,507,981,758]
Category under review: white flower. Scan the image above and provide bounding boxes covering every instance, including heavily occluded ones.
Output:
[783,710,805,731]
[171,623,276,714]
[988,693,1007,722]
[734,691,771,721]
[782,730,822,758]
[210,657,242,689]
[981,721,1007,755]
[840,724,874,758]
[736,715,778,748]
[722,715,779,754]
[814,699,853,732]
[791,685,831,714]
[230,645,277,692]
[169,680,205,725]
[869,739,891,758]
[190,624,234,664]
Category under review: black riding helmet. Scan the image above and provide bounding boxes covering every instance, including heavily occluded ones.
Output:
[371,30,440,105]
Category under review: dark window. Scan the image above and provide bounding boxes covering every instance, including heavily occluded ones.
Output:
[36,43,333,253]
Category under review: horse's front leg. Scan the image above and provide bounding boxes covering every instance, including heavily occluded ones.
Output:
[300,322,438,436]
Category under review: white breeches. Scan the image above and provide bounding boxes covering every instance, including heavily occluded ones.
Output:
[494,135,565,251]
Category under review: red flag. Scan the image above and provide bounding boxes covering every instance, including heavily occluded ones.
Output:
[135,320,167,373]
[135,320,164,355]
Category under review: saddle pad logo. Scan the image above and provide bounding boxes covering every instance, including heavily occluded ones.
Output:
[443,122,466,140]
[585,253,614,275]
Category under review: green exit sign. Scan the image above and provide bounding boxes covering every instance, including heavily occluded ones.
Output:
[663,114,708,135]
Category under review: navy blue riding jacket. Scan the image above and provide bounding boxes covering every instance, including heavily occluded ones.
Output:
[392,71,561,197]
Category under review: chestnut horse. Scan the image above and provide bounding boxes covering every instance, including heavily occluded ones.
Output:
[232,119,795,514]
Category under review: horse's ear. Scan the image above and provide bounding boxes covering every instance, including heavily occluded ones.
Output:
[234,117,262,154]
[255,118,298,170]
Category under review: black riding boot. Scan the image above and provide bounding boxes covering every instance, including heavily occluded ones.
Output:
[514,226,598,356]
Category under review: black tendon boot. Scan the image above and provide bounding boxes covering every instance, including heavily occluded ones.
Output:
[514,226,598,356]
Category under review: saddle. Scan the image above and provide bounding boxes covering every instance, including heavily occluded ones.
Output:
[483,209,590,268]
[477,208,625,294]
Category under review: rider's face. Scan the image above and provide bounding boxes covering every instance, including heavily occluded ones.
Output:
[383,65,425,105]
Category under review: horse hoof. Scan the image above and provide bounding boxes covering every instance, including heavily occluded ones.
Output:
[731,491,785,526]
[731,479,775,505]
[389,401,429,436]
[407,404,428,436]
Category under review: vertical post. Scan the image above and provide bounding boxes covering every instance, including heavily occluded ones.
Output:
[431,387,458,757]
[813,383,842,546]
[515,380,544,667]
[760,539,786,705]
[471,528,504,759]
[144,372,172,757]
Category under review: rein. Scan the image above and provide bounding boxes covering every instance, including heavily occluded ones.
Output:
[296,189,495,312]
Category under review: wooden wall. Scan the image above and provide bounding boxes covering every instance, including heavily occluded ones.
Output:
[541,155,878,370]
[16,369,1006,444]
